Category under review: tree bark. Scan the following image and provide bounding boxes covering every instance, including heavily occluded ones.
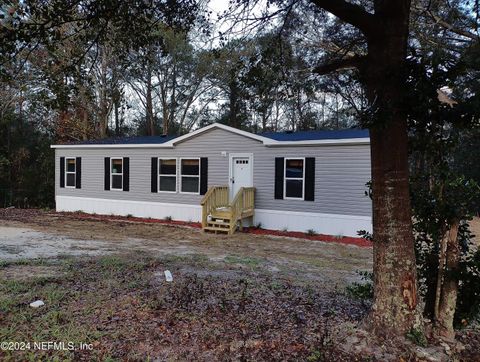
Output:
[434,226,449,320]
[114,97,120,136]
[146,64,155,136]
[362,0,421,337]
[98,46,109,138]
[229,79,239,128]
[369,118,420,337]
[436,220,460,340]
[166,62,176,136]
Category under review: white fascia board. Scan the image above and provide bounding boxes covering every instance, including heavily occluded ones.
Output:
[165,122,270,146]
[51,144,174,149]
[263,137,370,146]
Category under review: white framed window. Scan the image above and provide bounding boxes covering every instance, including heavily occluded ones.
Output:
[65,158,76,188]
[111,158,123,191]
[284,157,305,200]
[158,158,177,193]
[180,158,200,194]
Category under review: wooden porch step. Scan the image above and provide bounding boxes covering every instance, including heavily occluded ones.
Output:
[203,226,231,233]
[207,219,230,227]
[211,209,233,219]
[241,209,254,218]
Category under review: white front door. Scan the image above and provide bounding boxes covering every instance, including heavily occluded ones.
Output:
[230,155,253,200]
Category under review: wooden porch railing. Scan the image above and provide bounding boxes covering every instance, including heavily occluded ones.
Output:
[229,187,255,233]
[200,185,229,228]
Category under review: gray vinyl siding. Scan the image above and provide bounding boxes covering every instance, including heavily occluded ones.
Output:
[55,128,372,217]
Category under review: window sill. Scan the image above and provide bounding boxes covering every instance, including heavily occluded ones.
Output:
[179,191,200,195]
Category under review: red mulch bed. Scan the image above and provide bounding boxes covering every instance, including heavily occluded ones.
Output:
[57,211,372,248]
[245,227,372,248]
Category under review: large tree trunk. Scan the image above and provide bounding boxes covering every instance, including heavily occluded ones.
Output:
[98,47,109,138]
[229,80,239,128]
[114,98,120,136]
[146,65,155,136]
[435,220,460,340]
[365,0,421,336]
[369,121,420,336]
[165,63,176,136]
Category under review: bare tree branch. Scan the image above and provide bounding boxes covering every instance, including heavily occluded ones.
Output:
[310,0,377,35]
[313,56,364,75]
[412,5,479,41]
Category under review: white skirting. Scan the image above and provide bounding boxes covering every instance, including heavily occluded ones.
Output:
[253,208,371,237]
[55,196,202,222]
[56,196,371,237]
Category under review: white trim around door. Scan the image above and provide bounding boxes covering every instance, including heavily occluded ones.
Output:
[228,153,254,200]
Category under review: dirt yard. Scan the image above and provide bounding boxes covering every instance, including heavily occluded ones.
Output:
[0,209,373,289]
[0,209,478,361]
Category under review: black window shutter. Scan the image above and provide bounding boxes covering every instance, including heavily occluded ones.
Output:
[123,157,130,191]
[305,157,315,201]
[274,157,284,199]
[151,157,158,193]
[104,157,110,190]
[60,157,65,188]
[200,157,208,195]
[75,157,82,189]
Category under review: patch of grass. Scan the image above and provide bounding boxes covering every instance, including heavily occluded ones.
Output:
[1,279,32,294]
[160,253,210,266]
[99,255,128,270]
[224,255,262,267]
[306,350,324,361]
[294,256,336,269]
[0,294,17,312]
[0,259,49,268]
[0,256,148,360]
[42,285,69,306]
[269,280,284,291]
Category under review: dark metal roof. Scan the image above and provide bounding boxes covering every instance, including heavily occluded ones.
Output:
[61,127,369,145]
[67,135,178,145]
[260,128,369,141]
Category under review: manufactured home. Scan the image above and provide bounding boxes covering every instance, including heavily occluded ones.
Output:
[52,123,372,237]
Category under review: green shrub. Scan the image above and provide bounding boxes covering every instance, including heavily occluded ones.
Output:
[406,328,427,347]
[346,271,373,300]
